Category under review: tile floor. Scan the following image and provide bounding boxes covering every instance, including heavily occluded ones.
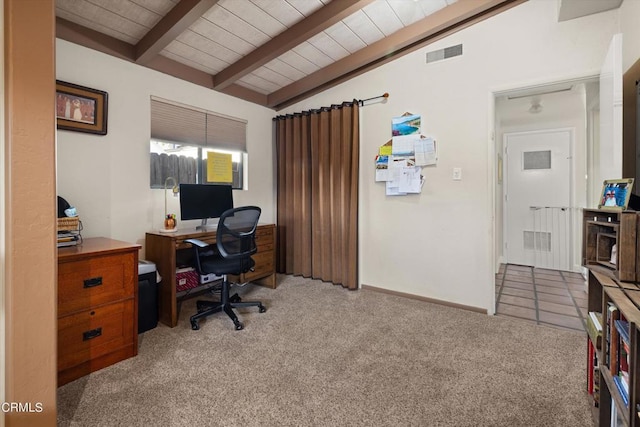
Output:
[495,264,588,333]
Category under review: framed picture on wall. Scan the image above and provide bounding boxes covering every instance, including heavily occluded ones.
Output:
[598,178,634,211]
[55,80,108,135]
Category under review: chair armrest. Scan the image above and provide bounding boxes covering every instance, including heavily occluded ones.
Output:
[184,238,209,248]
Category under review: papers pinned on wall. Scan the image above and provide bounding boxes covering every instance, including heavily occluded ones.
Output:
[414,136,436,166]
[377,156,425,195]
[374,136,435,191]
[385,159,424,196]
[391,134,436,166]
[375,112,436,196]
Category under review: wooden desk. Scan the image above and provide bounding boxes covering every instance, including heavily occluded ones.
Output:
[145,224,276,328]
[57,237,140,386]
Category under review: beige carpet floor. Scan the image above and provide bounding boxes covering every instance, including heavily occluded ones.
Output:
[58,274,594,427]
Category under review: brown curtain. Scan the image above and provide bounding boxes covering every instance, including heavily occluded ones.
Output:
[275,101,359,289]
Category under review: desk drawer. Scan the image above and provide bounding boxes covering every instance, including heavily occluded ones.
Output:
[58,300,135,371]
[58,253,135,316]
[231,252,274,283]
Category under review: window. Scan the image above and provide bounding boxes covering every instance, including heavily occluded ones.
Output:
[149,97,246,189]
[523,150,551,170]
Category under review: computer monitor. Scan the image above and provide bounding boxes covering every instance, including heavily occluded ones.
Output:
[179,184,233,230]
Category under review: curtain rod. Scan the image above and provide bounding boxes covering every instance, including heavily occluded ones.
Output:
[358,92,389,106]
[273,93,390,120]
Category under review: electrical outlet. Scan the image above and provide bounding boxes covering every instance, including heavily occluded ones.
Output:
[453,167,462,181]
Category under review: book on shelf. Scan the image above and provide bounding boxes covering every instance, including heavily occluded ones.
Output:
[612,400,624,427]
[607,303,620,375]
[613,374,629,407]
[587,311,603,349]
[615,320,630,346]
[616,322,630,379]
[594,365,600,407]
[588,339,594,394]
[587,338,601,406]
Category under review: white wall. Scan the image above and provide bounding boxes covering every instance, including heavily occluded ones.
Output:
[620,0,640,72]
[279,0,618,312]
[56,40,276,257]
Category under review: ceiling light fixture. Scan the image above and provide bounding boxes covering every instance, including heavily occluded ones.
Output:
[529,97,543,114]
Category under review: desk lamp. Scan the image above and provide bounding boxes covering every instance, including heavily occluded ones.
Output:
[162,176,179,232]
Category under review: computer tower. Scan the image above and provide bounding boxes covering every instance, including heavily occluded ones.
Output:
[138,260,159,334]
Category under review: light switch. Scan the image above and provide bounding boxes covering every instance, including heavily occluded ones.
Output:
[453,167,462,181]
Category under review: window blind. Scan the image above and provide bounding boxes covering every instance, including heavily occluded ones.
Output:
[150,97,247,152]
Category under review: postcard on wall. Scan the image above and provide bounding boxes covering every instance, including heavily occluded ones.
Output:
[375,155,390,181]
[392,113,421,136]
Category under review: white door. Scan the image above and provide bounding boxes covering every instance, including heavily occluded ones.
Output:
[505,129,572,269]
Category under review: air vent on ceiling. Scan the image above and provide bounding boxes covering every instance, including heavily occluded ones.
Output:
[426,44,463,64]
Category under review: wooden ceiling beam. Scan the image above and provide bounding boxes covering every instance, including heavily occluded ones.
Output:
[268,0,525,110]
[135,0,219,65]
[56,17,135,62]
[56,18,268,107]
[212,0,375,91]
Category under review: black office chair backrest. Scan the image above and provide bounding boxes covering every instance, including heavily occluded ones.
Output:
[216,206,261,261]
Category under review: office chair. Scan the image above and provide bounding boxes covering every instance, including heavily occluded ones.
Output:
[185,206,266,330]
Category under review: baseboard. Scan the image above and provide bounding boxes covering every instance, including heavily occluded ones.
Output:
[361,284,486,314]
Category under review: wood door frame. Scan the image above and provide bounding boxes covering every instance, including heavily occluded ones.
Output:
[490,73,597,315]
[3,1,57,425]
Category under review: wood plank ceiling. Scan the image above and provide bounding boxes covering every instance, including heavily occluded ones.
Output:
[56,0,523,110]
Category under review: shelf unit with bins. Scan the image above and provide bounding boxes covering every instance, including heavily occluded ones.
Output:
[583,209,638,282]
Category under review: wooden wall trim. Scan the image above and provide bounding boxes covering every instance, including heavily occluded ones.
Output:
[361,284,487,314]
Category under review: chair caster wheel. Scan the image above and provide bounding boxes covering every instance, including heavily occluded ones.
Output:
[259,305,267,313]
[234,322,244,330]
[230,294,242,303]
[191,321,200,330]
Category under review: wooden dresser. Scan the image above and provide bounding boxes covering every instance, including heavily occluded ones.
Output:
[57,237,141,386]
[145,223,276,327]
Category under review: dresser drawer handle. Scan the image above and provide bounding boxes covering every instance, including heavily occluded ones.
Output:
[83,277,103,288]
[82,327,102,341]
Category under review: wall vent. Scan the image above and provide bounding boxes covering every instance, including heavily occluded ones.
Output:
[426,44,463,64]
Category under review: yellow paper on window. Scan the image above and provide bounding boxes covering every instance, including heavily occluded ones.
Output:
[207,152,233,183]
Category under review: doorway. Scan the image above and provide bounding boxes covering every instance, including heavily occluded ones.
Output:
[494,78,599,274]
[504,128,572,270]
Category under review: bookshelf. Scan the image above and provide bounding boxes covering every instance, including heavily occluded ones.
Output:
[588,270,640,426]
